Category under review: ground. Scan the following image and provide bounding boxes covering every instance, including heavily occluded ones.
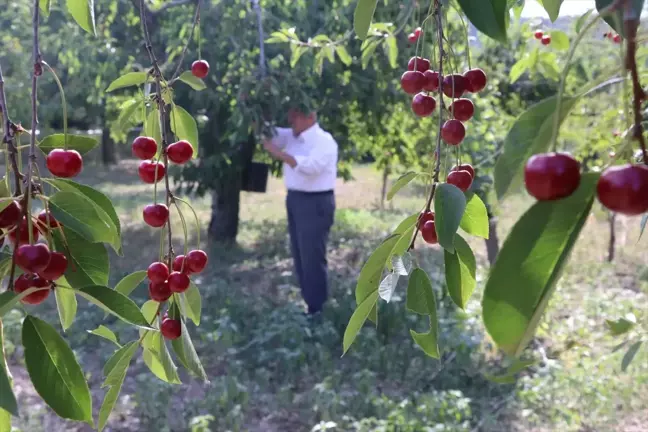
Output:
[3,161,648,432]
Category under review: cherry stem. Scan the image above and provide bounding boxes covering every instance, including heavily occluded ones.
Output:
[173,201,189,258]
[41,61,68,150]
[170,0,202,82]
[0,63,22,200]
[624,15,647,164]
[175,196,200,249]
[451,4,471,69]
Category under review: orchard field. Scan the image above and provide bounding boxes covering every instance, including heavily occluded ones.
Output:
[1,0,648,432]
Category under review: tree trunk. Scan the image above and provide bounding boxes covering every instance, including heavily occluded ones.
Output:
[485,215,500,266]
[100,98,117,165]
[607,212,616,262]
[208,137,256,244]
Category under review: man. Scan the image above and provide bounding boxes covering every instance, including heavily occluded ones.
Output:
[263,108,338,316]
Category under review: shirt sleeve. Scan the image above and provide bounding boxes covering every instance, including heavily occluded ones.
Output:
[293,137,338,176]
[272,127,292,149]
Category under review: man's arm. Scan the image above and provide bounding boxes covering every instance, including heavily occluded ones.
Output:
[292,141,336,175]
[263,141,298,168]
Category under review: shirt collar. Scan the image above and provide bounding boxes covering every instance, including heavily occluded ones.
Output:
[297,123,320,140]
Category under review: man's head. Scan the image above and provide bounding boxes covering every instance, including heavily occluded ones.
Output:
[287,108,317,137]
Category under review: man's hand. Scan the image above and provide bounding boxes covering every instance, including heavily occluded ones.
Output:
[262,137,278,154]
[263,138,297,168]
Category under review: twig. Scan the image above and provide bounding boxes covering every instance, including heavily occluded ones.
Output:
[252,0,266,78]
[140,0,175,268]
[170,0,202,81]
[0,64,22,197]
[623,12,647,164]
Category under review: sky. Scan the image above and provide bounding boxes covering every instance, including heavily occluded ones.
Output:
[522,0,596,17]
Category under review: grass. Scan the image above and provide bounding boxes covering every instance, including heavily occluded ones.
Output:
[3,161,648,432]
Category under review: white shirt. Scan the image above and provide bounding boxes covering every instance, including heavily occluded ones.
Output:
[273,124,338,192]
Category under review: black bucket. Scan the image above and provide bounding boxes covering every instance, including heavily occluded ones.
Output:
[242,162,269,193]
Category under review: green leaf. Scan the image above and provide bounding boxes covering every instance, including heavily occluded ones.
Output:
[55,287,77,331]
[444,235,477,310]
[141,300,159,323]
[549,30,570,51]
[0,409,10,431]
[38,134,98,156]
[106,72,148,92]
[170,105,199,157]
[406,268,440,358]
[0,288,49,317]
[509,57,529,83]
[354,0,379,40]
[39,0,52,17]
[621,341,643,371]
[116,99,143,133]
[606,313,637,335]
[0,322,17,417]
[98,374,125,432]
[144,108,162,147]
[389,225,415,265]
[335,46,353,66]
[114,271,147,298]
[483,173,598,356]
[494,95,579,199]
[484,359,537,384]
[143,333,181,384]
[596,0,645,37]
[103,341,139,378]
[539,0,564,21]
[103,342,137,387]
[53,228,109,289]
[393,213,419,235]
[0,178,11,214]
[49,191,118,249]
[342,290,379,355]
[384,35,398,69]
[171,320,208,381]
[290,46,308,68]
[460,192,489,239]
[180,283,202,326]
[66,0,96,35]
[355,235,401,324]
[457,0,508,42]
[575,9,595,33]
[88,325,120,347]
[45,178,122,254]
[76,286,151,328]
[177,71,207,91]
[434,184,467,253]
[361,39,380,70]
[22,316,92,423]
[387,172,418,201]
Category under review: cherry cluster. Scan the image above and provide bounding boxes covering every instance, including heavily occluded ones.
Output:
[132,136,193,228]
[147,250,208,339]
[0,201,67,305]
[533,30,552,46]
[603,32,622,44]
[407,27,423,44]
[524,153,648,216]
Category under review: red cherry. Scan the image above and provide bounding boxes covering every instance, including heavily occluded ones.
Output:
[16,243,51,274]
[148,280,172,302]
[442,74,467,98]
[524,152,581,201]
[463,68,487,93]
[15,274,51,305]
[449,99,475,121]
[168,271,190,293]
[191,60,210,79]
[147,262,169,283]
[132,136,158,160]
[451,164,475,179]
[0,201,22,229]
[401,71,425,95]
[37,210,61,229]
[441,120,466,145]
[186,250,208,273]
[37,252,67,281]
[138,160,166,184]
[411,93,436,117]
[408,33,418,43]
[447,170,473,192]
[143,204,169,228]
[607,32,615,40]
[46,149,83,178]
[418,211,434,229]
[613,34,622,44]
[534,30,544,40]
[541,35,552,45]
[161,318,181,340]
[414,27,422,38]
[9,218,40,246]
[597,164,648,215]
[422,70,440,92]
[421,220,438,244]
[172,255,193,274]
[407,56,430,72]
[167,140,194,164]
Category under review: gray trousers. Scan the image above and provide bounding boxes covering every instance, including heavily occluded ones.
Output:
[286,190,335,314]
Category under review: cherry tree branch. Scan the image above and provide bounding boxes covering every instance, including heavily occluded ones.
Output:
[0,64,23,197]
[623,14,647,164]
[140,0,175,268]
[170,0,202,81]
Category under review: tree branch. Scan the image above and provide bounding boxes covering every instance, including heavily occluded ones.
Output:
[623,13,647,164]
[0,64,23,197]
[170,0,202,81]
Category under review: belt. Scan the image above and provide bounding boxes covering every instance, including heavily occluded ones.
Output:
[287,189,334,196]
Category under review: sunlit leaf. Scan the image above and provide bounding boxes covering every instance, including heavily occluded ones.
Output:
[549,30,570,51]
[66,0,96,35]
[342,290,379,355]
[170,105,199,157]
[406,268,440,358]
[539,0,565,21]
[55,286,77,331]
[38,134,98,156]
[177,71,207,91]
[384,35,398,69]
[354,0,379,40]
[114,271,147,298]
[387,172,418,201]
[170,320,208,381]
[76,286,151,328]
[88,325,120,347]
[143,333,181,384]
[106,72,148,92]
[460,192,489,239]
[335,46,353,66]
[0,321,17,417]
